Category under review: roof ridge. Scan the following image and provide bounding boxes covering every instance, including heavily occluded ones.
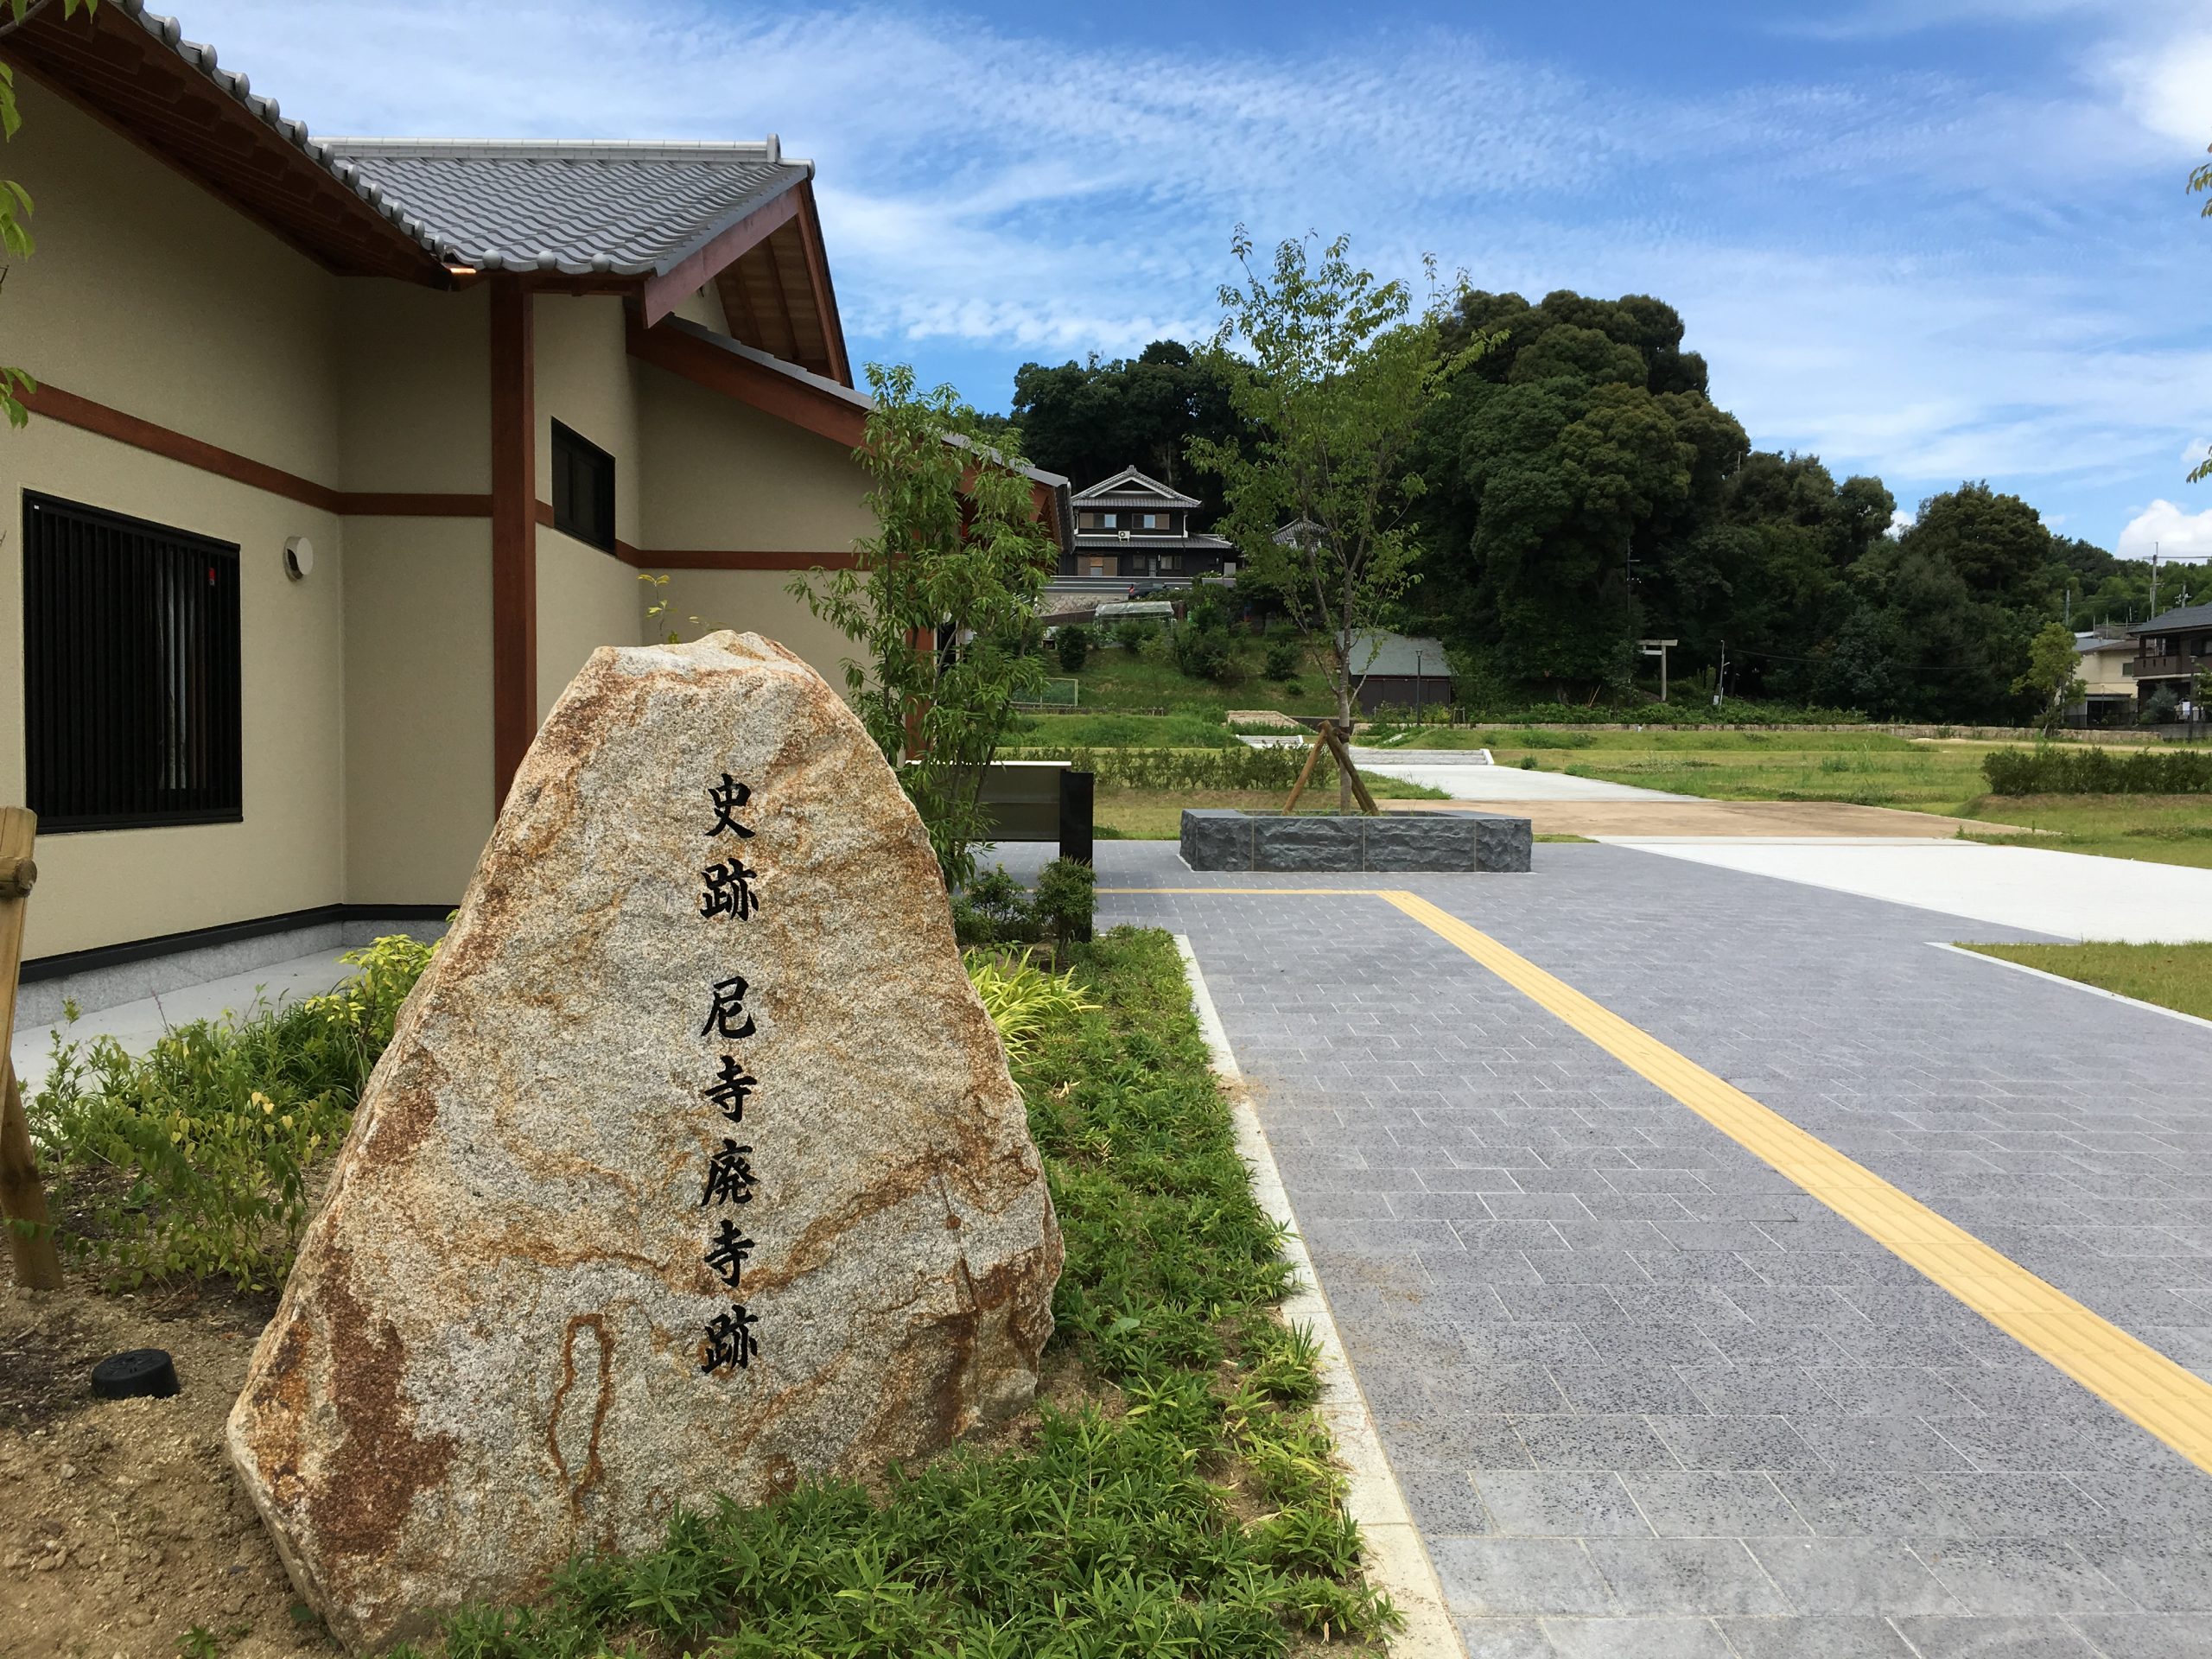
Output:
[323,137,795,165]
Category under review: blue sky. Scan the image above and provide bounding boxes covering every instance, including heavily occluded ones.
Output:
[183,0,2212,558]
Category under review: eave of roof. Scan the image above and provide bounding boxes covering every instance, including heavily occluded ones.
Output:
[1071,465,1202,508]
[8,2,852,382]
[2129,602,2212,635]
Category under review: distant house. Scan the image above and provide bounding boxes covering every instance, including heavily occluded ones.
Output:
[1347,632,1453,715]
[2069,629,2136,727]
[2128,604,2212,712]
[1060,466,1233,586]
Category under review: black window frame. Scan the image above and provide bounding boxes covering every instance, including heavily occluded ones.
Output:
[550,419,617,553]
[22,490,245,834]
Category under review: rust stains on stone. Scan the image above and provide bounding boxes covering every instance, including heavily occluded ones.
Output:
[546,1314,615,1549]
[302,1249,459,1610]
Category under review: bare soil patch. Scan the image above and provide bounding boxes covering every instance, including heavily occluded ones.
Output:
[0,1280,327,1659]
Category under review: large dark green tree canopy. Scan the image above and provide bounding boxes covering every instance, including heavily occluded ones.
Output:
[995,283,2171,722]
[1007,340,1244,520]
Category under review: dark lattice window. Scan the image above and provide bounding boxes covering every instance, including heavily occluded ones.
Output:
[22,492,243,832]
[550,420,615,552]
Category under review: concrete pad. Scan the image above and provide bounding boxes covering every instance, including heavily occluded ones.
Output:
[11,949,362,1095]
[1606,839,2212,943]
[1361,762,1697,804]
[1382,798,2032,840]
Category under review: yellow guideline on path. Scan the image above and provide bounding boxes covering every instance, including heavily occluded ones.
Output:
[1374,889,2212,1478]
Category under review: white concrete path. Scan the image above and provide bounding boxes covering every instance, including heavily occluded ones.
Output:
[1605,837,2212,943]
[10,949,361,1096]
[1356,752,1698,803]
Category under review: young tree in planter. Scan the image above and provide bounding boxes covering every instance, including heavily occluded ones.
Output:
[789,363,1055,889]
[1192,230,1487,810]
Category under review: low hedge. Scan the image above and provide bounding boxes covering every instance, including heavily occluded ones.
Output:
[1001,744,1331,791]
[1982,745,2212,795]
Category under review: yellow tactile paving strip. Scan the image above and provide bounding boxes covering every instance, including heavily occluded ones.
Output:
[1105,880,2212,1476]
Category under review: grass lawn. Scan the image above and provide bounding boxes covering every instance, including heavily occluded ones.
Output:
[1096,779,1448,839]
[1012,711,1245,748]
[1959,940,2212,1021]
[1955,796,2212,871]
[1051,640,1322,720]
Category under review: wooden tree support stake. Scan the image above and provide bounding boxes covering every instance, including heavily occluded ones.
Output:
[0,805,62,1290]
[1280,721,1382,817]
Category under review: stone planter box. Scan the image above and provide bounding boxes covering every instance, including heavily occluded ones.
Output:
[1179,810,1531,874]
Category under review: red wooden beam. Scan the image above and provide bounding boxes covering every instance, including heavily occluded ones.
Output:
[490,278,537,811]
[639,188,802,329]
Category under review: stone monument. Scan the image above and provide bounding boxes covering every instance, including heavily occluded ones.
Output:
[227,632,1063,1651]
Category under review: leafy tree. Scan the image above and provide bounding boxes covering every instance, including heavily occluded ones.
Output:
[789,364,1055,889]
[1009,340,1249,518]
[1054,622,1090,672]
[1193,232,1482,807]
[1413,289,1744,693]
[2012,620,2086,733]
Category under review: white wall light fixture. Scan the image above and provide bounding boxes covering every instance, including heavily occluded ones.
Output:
[283,535,315,581]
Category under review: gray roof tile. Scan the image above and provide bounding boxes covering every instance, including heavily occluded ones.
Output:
[322,141,810,276]
[117,2,809,278]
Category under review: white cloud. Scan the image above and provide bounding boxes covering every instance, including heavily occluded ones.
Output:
[160,0,2212,552]
[2119,499,2212,562]
[1887,508,1917,537]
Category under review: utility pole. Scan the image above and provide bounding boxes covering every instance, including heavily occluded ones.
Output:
[2152,543,2161,619]
[1713,639,1727,710]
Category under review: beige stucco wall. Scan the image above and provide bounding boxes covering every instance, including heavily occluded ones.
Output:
[0,423,348,958]
[645,570,859,693]
[5,80,340,485]
[337,281,492,494]
[341,518,495,907]
[636,366,873,553]
[537,528,643,719]
[534,295,643,547]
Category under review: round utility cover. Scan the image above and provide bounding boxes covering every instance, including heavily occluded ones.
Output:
[91,1348,180,1400]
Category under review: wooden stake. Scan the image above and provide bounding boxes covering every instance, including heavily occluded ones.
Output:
[0,806,61,1290]
[1281,726,1328,817]
[1319,722,1381,815]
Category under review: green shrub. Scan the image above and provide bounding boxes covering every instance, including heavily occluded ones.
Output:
[962,948,1097,1059]
[1054,623,1092,672]
[1001,744,1336,791]
[27,933,436,1289]
[1112,618,1155,653]
[1263,639,1301,681]
[1982,745,2212,795]
[1032,857,1096,952]
[950,865,1035,946]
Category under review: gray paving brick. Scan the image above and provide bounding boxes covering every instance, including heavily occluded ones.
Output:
[1916,1539,2140,1615]
[1623,1471,1810,1538]
[1582,1537,1791,1615]
[1475,1470,1652,1536]
[1715,1616,1917,1656]
[1890,1614,2104,1656]
[1540,1615,1735,1656]
[1432,1536,1617,1617]
[1086,841,2212,1651]
[1745,1537,1960,1614]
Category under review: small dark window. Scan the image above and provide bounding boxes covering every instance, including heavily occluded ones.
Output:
[22,492,243,832]
[550,420,615,552]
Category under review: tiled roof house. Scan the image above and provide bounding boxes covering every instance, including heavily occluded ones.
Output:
[0,2,1069,980]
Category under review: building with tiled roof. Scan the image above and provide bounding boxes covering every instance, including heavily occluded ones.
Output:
[1059,465,1234,588]
[0,1,1068,980]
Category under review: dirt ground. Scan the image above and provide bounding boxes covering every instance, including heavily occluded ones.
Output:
[0,1280,329,1659]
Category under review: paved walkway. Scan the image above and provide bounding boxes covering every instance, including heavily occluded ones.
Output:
[1348,748,1701,804]
[10,950,360,1094]
[1611,840,2212,945]
[1034,841,2212,1658]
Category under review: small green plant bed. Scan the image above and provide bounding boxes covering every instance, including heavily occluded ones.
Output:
[1984,745,2212,796]
[1958,941,2212,1022]
[1956,795,2212,870]
[396,930,1394,1658]
[24,935,434,1290]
